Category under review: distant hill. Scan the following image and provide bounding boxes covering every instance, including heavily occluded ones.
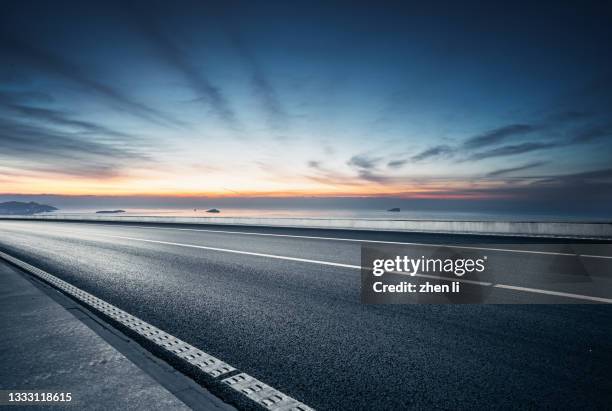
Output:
[96,210,125,214]
[0,201,58,215]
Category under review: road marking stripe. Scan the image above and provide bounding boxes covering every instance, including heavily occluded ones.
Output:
[580,254,612,260]
[492,284,612,304]
[91,223,612,260]
[104,234,492,285]
[105,234,362,269]
[0,250,314,411]
[104,234,610,303]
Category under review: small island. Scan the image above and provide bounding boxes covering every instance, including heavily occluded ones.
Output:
[95,210,126,214]
[206,208,221,213]
[0,201,57,215]
[387,208,400,212]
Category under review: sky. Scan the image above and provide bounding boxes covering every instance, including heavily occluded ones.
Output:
[1,1,612,216]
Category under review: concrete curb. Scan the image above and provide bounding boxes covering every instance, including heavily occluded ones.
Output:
[0,250,313,411]
[1,215,612,239]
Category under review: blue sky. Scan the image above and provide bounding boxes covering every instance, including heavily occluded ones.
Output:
[1,1,611,215]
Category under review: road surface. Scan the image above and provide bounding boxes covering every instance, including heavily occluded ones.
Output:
[0,220,611,409]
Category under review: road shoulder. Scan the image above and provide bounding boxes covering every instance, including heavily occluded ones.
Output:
[0,259,234,410]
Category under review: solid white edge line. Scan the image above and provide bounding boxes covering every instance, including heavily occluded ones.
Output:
[0,250,314,411]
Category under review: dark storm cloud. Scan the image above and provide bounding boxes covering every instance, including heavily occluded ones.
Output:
[0,30,180,127]
[230,33,287,129]
[485,161,547,177]
[411,145,454,162]
[0,117,148,177]
[462,124,536,149]
[119,3,239,128]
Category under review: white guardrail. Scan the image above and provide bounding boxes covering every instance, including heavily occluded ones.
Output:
[1,214,612,239]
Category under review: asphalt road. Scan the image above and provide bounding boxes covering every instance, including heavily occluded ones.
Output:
[1,220,611,409]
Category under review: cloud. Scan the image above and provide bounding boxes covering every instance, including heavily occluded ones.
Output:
[0,30,181,127]
[548,110,592,123]
[411,145,454,162]
[230,33,287,129]
[0,116,149,177]
[387,159,408,168]
[347,155,380,169]
[535,167,612,185]
[306,158,388,186]
[356,169,393,184]
[476,167,612,206]
[570,124,612,143]
[462,124,536,149]
[307,160,322,169]
[468,142,559,160]
[485,161,547,177]
[0,101,132,139]
[120,3,239,128]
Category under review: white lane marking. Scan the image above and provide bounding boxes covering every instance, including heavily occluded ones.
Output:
[0,250,313,411]
[2,220,612,259]
[493,284,612,304]
[107,234,362,270]
[104,234,611,303]
[2,223,612,303]
[87,223,612,260]
[104,234,492,285]
[580,254,612,260]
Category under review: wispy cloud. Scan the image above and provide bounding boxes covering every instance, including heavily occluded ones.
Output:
[307,160,322,169]
[121,4,239,128]
[411,145,454,162]
[0,97,132,138]
[356,169,394,183]
[468,142,558,160]
[0,116,149,177]
[485,161,547,177]
[462,124,537,149]
[230,33,287,129]
[570,124,612,143]
[387,159,408,169]
[0,30,181,127]
[347,154,380,170]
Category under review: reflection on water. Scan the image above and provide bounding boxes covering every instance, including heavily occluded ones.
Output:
[42,208,610,222]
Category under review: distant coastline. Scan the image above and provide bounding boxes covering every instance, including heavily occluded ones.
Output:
[95,210,126,214]
[0,201,57,215]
